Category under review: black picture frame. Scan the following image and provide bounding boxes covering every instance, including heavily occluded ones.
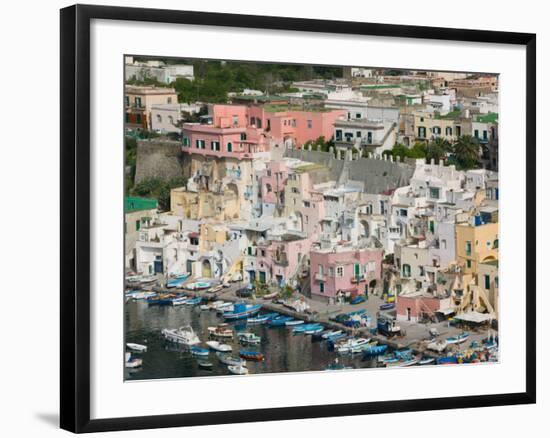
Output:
[60,4,536,433]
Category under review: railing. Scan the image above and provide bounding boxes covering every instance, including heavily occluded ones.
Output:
[314,272,326,281]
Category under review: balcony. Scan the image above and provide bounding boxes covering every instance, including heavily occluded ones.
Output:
[315,272,326,281]
[350,274,366,284]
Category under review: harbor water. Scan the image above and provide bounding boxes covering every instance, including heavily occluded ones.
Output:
[125,300,380,380]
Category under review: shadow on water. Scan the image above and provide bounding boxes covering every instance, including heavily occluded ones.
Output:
[125,301,379,381]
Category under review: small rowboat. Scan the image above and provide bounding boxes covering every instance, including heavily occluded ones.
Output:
[351,295,366,305]
[268,316,293,327]
[208,324,233,339]
[197,361,213,370]
[446,332,470,345]
[171,297,188,306]
[419,357,435,365]
[293,323,322,334]
[228,364,249,375]
[285,320,304,326]
[379,303,395,310]
[184,297,202,306]
[206,341,232,352]
[322,330,342,340]
[239,350,264,361]
[191,346,209,357]
[126,342,147,352]
[216,353,246,367]
[304,326,324,335]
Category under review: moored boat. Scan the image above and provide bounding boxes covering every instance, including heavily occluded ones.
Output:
[125,352,143,368]
[419,356,435,365]
[446,332,470,345]
[379,303,395,311]
[208,324,233,339]
[171,297,188,306]
[427,339,448,352]
[292,323,322,334]
[126,342,147,352]
[197,361,213,370]
[362,344,388,358]
[161,325,201,346]
[223,303,262,321]
[206,340,232,352]
[237,332,261,344]
[228,364,249,375]
[184,296,202,306]
[191,346,210,357]
[166,274,190,288]
[285,319,304,326]
[216,352,246,367]
[267,316,293,327]
[336,337,370,354]
[239,350,264,361]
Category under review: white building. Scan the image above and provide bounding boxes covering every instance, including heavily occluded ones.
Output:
[126,61,194,84]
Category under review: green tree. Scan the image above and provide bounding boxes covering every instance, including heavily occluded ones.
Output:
[131,176,188,211]
[452,135,480,170]
[426,137,451,164]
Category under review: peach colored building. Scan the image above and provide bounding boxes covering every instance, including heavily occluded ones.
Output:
[125,85,178,130]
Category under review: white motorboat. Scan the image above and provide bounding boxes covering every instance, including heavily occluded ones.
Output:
[126,342,147,352]
[171,297,188,306]
[228,364,248,375]
[208,324,233,339]
[206,340,232,352]
[237,332,261,344]
[337,338,370,354]
[161,325,201,346]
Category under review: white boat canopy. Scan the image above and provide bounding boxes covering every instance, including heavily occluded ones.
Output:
[454,311,494,323]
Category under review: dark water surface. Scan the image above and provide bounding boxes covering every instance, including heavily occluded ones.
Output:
[125,301,379,380]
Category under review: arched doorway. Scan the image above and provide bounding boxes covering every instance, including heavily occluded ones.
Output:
[202,259,212,278]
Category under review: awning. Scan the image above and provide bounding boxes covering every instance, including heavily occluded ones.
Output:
[454,311,494,323]
[436,307,456,315]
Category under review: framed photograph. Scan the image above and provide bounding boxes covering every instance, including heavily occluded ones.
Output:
[60,4,536,433]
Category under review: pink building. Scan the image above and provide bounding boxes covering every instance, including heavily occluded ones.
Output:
[310,245,384,301]
[265,236,313,286]
[181,104,346,160]
[260,160,289,205]
[395,292,451,323]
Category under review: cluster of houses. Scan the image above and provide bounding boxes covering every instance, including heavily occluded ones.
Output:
[125,66,499,326]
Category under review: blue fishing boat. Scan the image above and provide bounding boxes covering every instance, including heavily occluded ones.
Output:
[350,295,366,305]
[267,316,293,327]
[223,303,262,321]
[292,323,322,334]
[166,274,190,288]
[436,356,458,365]
[184,297,202,306]
[446,332,470,345]
[362,344,388,358]
[379,303,395,310]
[191,346,209,357]
[146,294,175,306]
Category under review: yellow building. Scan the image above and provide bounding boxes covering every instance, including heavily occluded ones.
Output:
[455,221,498,275]
[170,187,240,221]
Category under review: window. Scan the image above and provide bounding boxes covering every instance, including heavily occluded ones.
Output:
[474,129,479,138]
[456,126,462,136]
[125,113,129,123]
[196,139,205,149]
[466,241,472,256]
[441,239,447,249]
[240,133,247,141]
[135,220,140,231]
[168,115,174,125]
[303,201,311,208]
[291,187,299,194]
[356,131,362,138]
[136,114,142,124]
[167,97,172,104]
[319,282,325,293]
[356,113,361,119]
[227,142,232,152]
[429,187,440,199]
[266,184,272,193]
[318,264,324,275]
[211,141,220,151]
[307,120,312,129]
[328,267,334,277]
[156,114,162,123]
[124,96,130,107]
[367,132,373,143]
[182,137,189,147]
[336,266,344,277]
[484,274,491,290]
[446,126,453,136]
[232,115,238,126]
[291,119,296,127]
[493,239,499,249]
[335,129,342,141]
[466,260,472,269]
[433,126,441,135]
[402,264,411,278]
[135,96,142,107]
[400,209,408,217]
